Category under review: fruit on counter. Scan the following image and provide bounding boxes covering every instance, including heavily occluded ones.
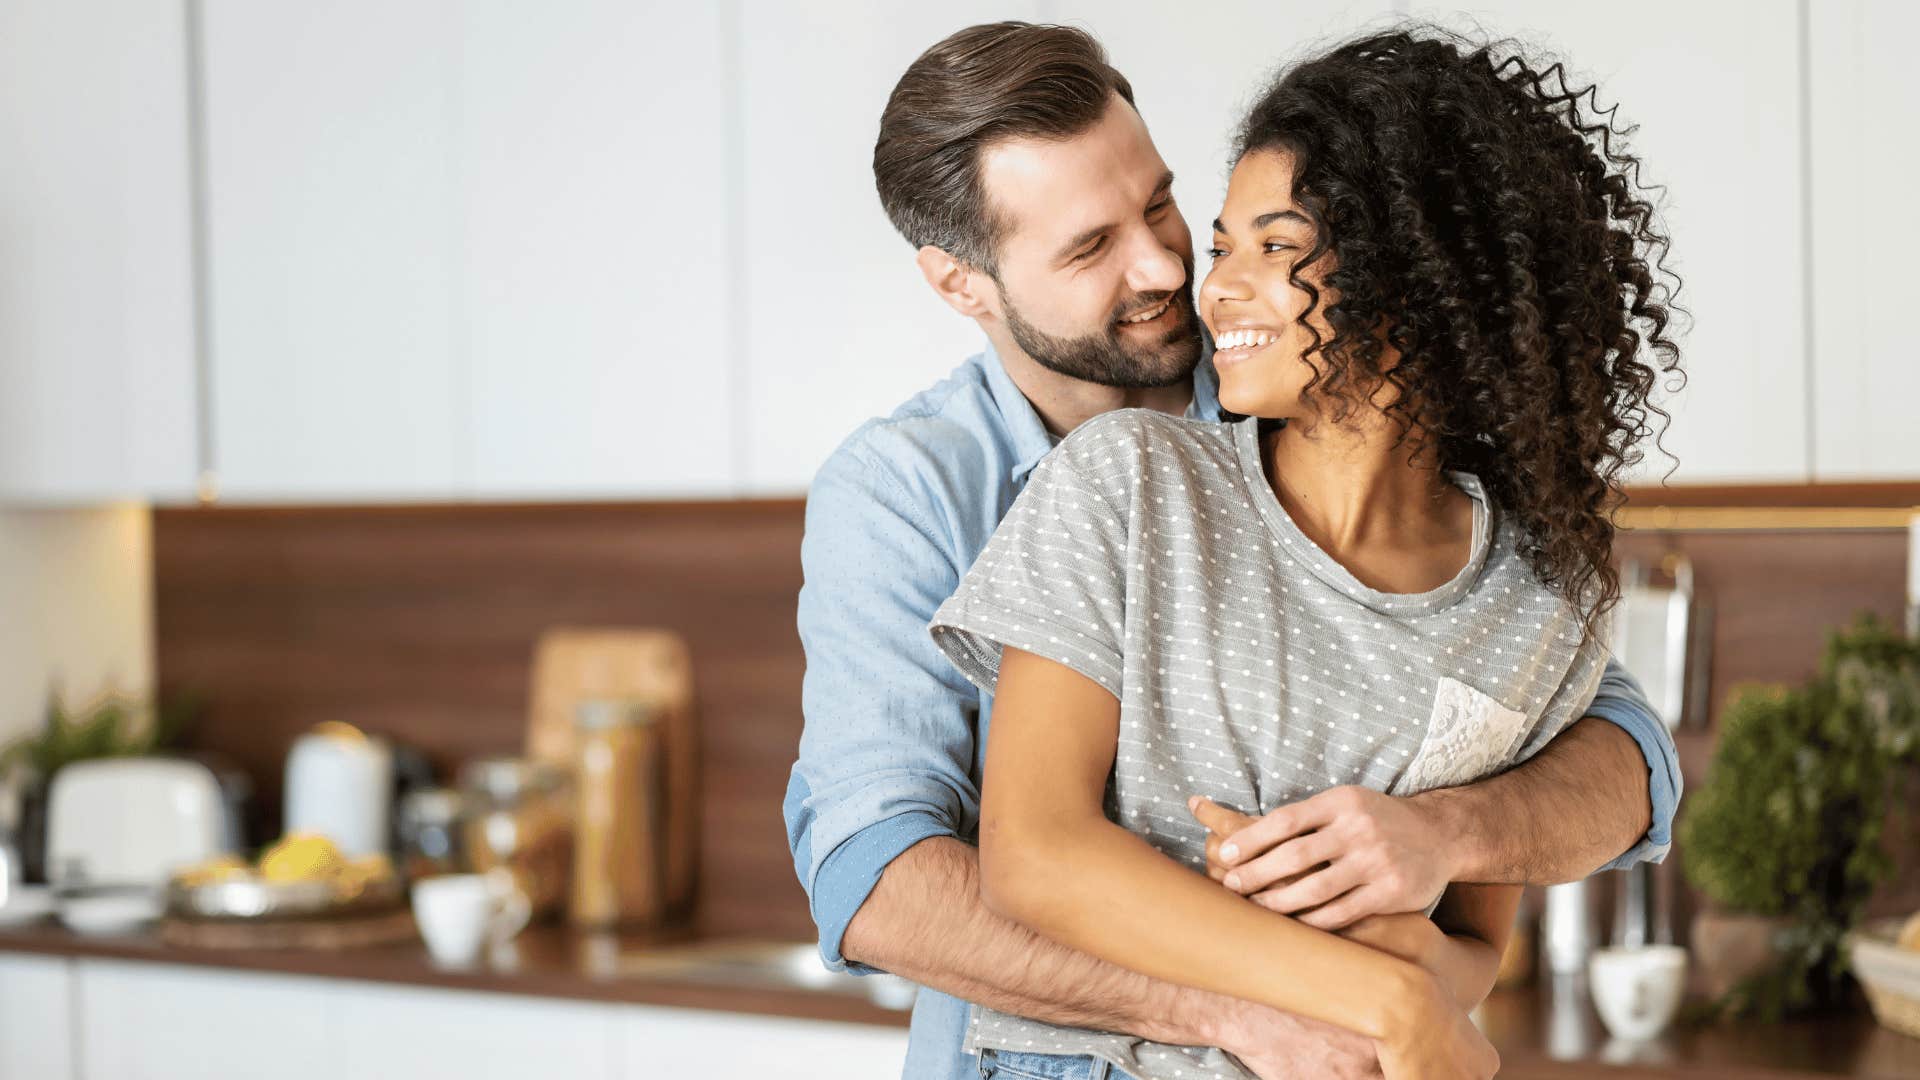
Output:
[171,835,396,896]
[260,832,347,883]
[1898,911,1920,952]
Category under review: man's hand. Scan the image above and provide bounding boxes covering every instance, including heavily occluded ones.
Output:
[1212,996,1382,1080]
[1188,789,1459,930]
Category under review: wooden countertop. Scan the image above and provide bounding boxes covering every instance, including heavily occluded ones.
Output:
[3,923,1917,1075]
[0,919,910,1028]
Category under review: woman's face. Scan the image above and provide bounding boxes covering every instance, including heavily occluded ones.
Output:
[1198,149,1337,419]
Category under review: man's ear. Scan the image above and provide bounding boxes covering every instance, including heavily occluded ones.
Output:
[915,245,995,320]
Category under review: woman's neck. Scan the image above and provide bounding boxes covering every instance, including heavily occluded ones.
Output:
[1263,410,1472,587]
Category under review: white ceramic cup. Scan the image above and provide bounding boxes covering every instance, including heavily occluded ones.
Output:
[1587,944,1688,1041]
[411,870,531,967]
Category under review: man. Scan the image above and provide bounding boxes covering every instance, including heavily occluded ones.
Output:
[784,22,1679,1080]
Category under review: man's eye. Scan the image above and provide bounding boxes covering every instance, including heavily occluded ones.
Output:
[1148,199,1174,218]
[1077,237,1107,261]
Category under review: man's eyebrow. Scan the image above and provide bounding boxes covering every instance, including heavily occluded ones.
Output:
[1212,208,1311,233]
[1055,170,1179,262]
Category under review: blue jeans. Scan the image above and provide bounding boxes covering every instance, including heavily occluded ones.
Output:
[976,1047,1140,1080]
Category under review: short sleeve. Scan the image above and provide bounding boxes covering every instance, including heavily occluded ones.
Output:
[930,454,1132,698]
[1514,605,1618,763]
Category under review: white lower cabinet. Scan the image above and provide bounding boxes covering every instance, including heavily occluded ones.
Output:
[617,1006,910,1079]
[73,960,333,1080]
[0,953,75,1080]
[31,958,908,1080]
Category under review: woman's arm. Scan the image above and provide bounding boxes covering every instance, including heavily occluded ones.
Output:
[978,647,1495,1077]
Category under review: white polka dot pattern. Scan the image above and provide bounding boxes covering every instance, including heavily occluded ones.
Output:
[930,409,1612,1079]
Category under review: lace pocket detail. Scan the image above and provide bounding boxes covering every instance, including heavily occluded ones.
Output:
[1392,675,1531,796]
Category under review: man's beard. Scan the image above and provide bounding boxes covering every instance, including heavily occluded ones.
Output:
[1000,271,1203,391]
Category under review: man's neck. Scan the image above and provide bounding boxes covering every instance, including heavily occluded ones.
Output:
[993,335,1193,439]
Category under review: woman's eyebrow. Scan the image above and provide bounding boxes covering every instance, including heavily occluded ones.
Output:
[1212,208,1310,234]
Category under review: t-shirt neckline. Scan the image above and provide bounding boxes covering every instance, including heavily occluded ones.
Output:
[1233,416,1493,617]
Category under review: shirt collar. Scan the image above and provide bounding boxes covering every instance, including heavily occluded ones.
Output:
[979,334,1227,487]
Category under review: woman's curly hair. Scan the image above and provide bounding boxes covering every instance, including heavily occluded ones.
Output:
[1234,26,1684,643]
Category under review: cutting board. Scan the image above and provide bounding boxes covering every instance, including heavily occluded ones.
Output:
[527,628,699,923]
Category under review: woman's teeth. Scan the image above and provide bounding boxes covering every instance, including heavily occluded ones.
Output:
[1214,329,1276,350]
[1120,298,1171,324]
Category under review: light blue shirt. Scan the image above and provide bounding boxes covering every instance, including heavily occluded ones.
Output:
[783,343,1680,1080]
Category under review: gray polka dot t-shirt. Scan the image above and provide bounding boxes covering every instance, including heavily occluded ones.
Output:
[929,409,1611,1080]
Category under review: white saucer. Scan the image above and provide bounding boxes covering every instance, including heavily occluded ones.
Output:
[57,892,163,936]
[0,886,57,927]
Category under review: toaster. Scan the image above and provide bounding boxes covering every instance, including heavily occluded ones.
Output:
[46,758,236,889]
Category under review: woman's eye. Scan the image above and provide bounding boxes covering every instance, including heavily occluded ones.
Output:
[1264,242,1295,254]
[1205,247,1227,260]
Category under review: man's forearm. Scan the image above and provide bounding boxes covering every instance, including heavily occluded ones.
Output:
[842,835,1237,1045]
[1415,716,1652,885]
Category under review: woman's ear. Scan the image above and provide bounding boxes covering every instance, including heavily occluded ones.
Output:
[915,245,994,320]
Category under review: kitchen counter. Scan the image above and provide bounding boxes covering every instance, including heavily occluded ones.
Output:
[3,922,1917,1076]
[0,919,912,1028]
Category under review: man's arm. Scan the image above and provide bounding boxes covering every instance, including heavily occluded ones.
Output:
[786,441,1375,1073]
[842,832,1379,1070]
[1198,657,1679,927]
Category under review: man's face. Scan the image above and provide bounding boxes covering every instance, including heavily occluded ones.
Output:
[976,94,1202,389]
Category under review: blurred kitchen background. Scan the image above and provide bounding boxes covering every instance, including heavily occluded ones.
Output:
[1,1,1918,1078]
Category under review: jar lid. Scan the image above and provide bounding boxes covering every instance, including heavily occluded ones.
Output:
[574,698,657,730]
[458,757,568,804]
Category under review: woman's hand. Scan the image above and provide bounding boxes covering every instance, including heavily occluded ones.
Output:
[1375,978,1501,1080]
[1189,791,1455,929]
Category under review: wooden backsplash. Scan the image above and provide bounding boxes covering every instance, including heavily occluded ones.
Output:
[154,495,1916,945]
[153,499,815,942]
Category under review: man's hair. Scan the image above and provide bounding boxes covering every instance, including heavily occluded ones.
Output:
[873,22,1134,277]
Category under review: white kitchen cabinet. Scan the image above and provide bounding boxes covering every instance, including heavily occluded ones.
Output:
[456,1,734,499]
[34,955,910,1080]
[334,982,621,1080]
[1808,0,1920,479]
[617,1006,908,1078]
[1412,3,1812,484]
[0,953,75,1079]
[73,959,335,1080]
[736,2,1045,495]
[198,0,464,502]
[0,0,199,505]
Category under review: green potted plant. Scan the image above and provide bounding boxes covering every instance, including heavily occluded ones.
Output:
[1680,614,1919,1020]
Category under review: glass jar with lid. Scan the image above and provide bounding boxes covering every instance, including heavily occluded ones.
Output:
[457,757,572,920]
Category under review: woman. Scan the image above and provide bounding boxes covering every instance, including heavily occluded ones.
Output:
[928,26,1680,1080]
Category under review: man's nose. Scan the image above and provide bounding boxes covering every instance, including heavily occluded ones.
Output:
[1125,233,1187,295]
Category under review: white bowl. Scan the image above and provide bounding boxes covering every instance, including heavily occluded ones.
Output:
[0,886,56,927]
[57,892,163,936]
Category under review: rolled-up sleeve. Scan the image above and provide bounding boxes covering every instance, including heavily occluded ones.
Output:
[785,441,983,976]
[1583,657,1681,869]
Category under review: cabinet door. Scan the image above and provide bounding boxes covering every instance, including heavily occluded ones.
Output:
[334,982,619,1079]
[1808,0,1920,479]
[0,953,75,1079]
[617,1006,908,1079]
[736,3,1046,495]
[199,0,462,501]
[1410,3,1810,484]
[0,0,198,504]
[74,959,336,1080]
[457,1,735,500]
